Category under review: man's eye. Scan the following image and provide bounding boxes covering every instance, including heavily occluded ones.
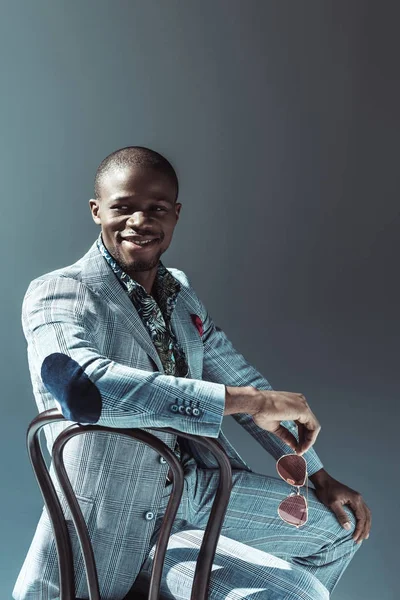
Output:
[112,206,166,212]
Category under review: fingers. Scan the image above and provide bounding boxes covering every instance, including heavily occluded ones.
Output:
[294,422,307,454]
[254,390,321,453]
[330,501,354,531]
[350,503,366,543]
[272,424,298,452]
[348,496,372,543]
[294,420,320,454]
[331,497,372,543]
[295,421,305,449]
[289,393,321,452]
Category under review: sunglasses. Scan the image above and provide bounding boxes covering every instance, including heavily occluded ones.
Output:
[276,453,309,528]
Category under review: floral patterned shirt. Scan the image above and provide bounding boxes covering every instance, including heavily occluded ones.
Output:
[96,232,188,470]
[96,233,189,378]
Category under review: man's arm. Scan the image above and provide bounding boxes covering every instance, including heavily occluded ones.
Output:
[189,283,324,476]
[189,281,372,543]
[22,276,226,437]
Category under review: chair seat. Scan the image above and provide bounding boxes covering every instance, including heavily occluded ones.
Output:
[132,529,330,600]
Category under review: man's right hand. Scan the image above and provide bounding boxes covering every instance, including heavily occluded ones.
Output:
[224,386,321,454]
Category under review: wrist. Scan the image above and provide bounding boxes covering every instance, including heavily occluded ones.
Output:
[224,385,262,416]
[309,468,331,489]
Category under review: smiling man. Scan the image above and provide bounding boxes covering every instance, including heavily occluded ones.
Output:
[89,155,181,295]
[14,146,370,600]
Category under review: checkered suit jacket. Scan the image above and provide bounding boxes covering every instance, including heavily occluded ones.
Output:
[13,238,323,600]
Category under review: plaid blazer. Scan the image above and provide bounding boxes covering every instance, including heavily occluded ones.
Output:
[13,238,323,600]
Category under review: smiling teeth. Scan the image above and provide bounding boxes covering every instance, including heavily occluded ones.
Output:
[134,239,154,245]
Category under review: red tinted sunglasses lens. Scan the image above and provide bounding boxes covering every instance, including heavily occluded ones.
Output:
[277,455,307,486]
[278,495,308,527]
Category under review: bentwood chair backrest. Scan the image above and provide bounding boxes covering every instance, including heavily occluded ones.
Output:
[27,408,233,600]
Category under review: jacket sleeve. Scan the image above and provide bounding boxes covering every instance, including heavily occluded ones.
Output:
[22,276,226,437]
[191,286,324,476]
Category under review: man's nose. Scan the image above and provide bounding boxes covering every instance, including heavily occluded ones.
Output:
[126,210,153,227]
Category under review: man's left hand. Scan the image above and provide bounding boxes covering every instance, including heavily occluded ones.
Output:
[309,468,372,544]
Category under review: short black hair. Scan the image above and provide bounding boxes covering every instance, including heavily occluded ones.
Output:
[94,146,179,202]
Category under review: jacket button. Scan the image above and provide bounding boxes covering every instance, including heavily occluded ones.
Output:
[145,511,154,521]
[185,406,192,415]
[170,404,178,412]
[192,408,200,416]
[178,406,185,414]
[159,456,167,464]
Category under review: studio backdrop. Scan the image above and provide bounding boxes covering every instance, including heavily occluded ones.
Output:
[1,1,398,599]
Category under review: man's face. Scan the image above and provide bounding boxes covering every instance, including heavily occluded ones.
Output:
[89,165,182,276]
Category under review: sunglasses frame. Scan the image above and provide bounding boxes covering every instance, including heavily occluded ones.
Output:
[276,453,309,528]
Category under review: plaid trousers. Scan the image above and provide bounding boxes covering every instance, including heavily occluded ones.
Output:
[128,452,361,600]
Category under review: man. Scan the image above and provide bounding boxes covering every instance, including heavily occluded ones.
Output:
[14,146,371,600]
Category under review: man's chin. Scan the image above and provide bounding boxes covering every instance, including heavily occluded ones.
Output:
[125,260,158,273]
[120,251,162,274]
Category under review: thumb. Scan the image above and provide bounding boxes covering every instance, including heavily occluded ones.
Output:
[271,424,298,452]
[330,501,352,530]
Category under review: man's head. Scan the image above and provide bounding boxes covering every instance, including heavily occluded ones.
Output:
[89,146,182,278]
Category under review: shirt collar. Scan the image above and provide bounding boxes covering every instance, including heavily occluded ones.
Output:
[96,232,181,303]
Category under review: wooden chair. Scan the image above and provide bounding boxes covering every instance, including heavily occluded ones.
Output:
[27,408,233,600]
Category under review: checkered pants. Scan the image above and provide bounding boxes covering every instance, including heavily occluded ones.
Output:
[133,454,361,599]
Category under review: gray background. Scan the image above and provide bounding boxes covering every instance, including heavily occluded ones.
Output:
[1,1,398,598]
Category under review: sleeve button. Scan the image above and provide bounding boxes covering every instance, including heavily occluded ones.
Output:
[178,406,185,414]
[170,404,178,412]
[192,408,200,416]
[185,406,192,415]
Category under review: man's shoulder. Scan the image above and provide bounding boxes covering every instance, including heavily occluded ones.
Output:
[166,266,190,287]
[24,264,83,301]
[28,263,81,284]
[24,240,98,297]
[165,266,199,298]
[165,267,205,315]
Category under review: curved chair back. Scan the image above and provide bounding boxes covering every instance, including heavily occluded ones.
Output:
[27,408,233,600]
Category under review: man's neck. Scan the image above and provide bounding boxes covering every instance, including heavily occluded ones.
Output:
[128,271,158,295]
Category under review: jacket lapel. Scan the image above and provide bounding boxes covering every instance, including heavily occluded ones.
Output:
[78,240,202,378]
[170,297,204,379]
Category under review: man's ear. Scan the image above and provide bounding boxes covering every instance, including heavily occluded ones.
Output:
[175,202,182,220]
[89,198,101,225]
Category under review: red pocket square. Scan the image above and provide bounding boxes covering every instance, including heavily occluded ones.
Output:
[190,313,204,336]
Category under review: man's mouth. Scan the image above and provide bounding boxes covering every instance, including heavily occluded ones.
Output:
[122,236,160,248]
